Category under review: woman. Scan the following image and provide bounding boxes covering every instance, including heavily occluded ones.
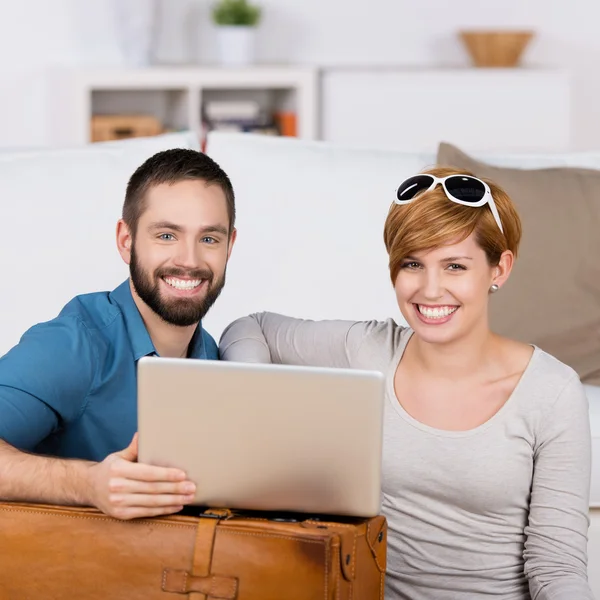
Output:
[219,167,593,599]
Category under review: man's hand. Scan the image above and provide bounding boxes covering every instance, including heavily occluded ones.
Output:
[87,434,196,520]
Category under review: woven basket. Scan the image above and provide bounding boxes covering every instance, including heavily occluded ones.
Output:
[460,30,534,68]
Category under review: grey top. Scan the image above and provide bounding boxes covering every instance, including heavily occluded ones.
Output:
[219,313,593,600]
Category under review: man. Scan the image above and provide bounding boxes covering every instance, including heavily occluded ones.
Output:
[0,148,236,520]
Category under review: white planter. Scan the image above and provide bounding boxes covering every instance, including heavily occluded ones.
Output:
[216,26,256,66]
[112,0,160,67]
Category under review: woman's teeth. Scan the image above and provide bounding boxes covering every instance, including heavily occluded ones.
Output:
[417,305,458,319]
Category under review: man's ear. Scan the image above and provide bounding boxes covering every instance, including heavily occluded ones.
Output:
[227,228,237,260]
[116,219,133,265]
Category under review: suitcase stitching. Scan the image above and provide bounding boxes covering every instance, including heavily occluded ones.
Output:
[352,532,357,580]
[306,523,359,580]
[334,542,340,600]
[222,530,325,543]
[210,572,239,598]
[325,536,329,600]
[161,569,188,593]
[0,507,192,529]
[367,521,386,572]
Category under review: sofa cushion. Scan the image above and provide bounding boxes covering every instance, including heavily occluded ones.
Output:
[0,131,201,356]
[437,142,600,386]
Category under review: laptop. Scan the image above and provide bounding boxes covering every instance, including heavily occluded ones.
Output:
[137,357,385,517]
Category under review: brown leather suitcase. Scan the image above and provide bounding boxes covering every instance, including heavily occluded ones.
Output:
[0,502,387,599]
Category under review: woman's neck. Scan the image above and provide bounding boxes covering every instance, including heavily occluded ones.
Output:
[407,325,499,381]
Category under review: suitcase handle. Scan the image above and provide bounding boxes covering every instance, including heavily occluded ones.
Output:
[192,509,238,600]
[162,569,238,598]
[162,509,238,599]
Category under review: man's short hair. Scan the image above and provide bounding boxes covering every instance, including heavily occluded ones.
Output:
[123,148,236,236]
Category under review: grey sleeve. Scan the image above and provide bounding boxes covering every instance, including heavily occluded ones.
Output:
[219,312,373,369]
[524,375,594,599]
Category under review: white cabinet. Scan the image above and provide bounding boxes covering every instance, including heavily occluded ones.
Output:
[321,67,571,153]
[48,66,319,146]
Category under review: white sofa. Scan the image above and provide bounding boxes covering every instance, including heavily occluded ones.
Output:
[0,130,598,592]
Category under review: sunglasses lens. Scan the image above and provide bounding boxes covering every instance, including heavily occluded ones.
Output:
[396,175,434,202]
[445,176,486,203]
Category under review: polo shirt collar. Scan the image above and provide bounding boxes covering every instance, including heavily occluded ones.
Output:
[110,280,206,360]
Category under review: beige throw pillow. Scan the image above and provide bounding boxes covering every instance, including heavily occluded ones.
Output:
[437,142,600,385]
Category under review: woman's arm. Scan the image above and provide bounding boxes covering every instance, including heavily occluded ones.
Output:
[219,312,386,369]
[524,375,594,599]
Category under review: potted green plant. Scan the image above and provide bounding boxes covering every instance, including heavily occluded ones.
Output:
[212,0,262,66]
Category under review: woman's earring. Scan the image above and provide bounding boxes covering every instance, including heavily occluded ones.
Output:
[489,284,499,293]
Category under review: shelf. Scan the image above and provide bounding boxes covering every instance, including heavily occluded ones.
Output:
[48,66,320,146]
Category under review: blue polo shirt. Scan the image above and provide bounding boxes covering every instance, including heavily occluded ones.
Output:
[0,280,218,461]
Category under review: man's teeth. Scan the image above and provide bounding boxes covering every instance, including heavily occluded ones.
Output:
[418,305,458,319]
[164,277,203,290]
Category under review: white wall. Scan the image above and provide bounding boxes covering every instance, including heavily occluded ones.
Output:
[1,0,600,149]
[0,0,122,148]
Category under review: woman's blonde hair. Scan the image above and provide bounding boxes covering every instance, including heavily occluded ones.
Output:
[383,166,522,283]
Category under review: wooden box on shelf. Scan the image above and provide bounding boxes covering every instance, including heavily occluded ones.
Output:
[91,114,163,142]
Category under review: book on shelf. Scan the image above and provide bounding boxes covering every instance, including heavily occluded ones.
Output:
[202,100,297,142]
[204,100,261,122]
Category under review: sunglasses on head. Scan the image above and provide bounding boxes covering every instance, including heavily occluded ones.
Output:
[394,174,504,234]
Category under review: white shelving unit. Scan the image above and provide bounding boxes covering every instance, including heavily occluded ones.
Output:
[48,66,320,146]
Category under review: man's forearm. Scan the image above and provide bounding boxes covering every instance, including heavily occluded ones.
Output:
[0,439,95,506]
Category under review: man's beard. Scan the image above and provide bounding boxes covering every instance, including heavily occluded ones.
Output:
[129,245,226,327]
